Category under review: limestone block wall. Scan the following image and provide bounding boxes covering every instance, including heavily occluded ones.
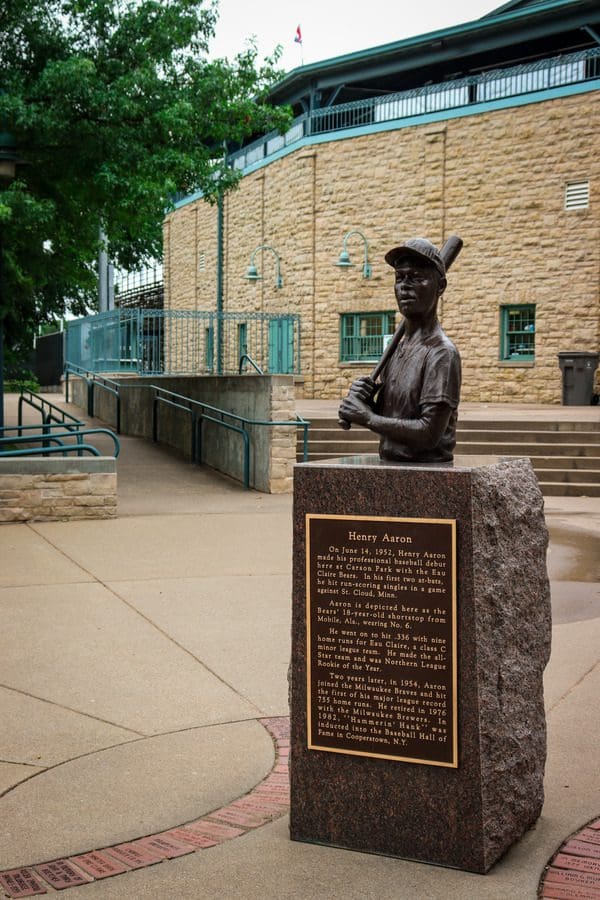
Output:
[268,378,297,493]
[0,459,117,523]
[164,90,600,403]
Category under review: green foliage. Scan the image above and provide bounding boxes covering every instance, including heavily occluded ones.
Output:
[4,373,41,393]
[0,0,290,352]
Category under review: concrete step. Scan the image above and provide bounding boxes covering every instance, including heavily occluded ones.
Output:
[528,456,600,470]
[458,420,600,433]
[299,417,600,433]
[538,481,600,497]
[294,417,600,496]
[457,430,600,445]
[533,468,600,483]
[455,441,600,457]
[298,438,600,459]
[302,428,600,448]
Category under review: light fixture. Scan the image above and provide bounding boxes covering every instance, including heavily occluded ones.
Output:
[245,244,283,288]
[335,229,372,278]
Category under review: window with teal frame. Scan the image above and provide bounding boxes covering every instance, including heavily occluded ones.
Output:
[500,305,535,361]
[340,312,396,362]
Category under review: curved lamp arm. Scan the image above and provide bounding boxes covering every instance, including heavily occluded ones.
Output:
[245,244,283,288]
[335,229,371,278]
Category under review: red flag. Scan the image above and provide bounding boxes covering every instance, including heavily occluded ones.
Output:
[294,24,302,44]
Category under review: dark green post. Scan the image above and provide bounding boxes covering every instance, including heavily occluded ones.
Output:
[216,194,224,375]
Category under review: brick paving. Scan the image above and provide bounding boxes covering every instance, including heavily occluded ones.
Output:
[0,718,289,898]
[539,817,600,899]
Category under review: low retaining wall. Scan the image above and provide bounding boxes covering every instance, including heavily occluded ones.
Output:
[0,458,117,523]
[67,374,297,493]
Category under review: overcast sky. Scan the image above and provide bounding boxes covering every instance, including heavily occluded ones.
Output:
[209,0,505,70]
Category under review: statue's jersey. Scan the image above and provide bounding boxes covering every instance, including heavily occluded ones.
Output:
[375,322,461,462]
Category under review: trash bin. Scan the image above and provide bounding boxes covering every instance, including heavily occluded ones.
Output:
[557,351,599,405]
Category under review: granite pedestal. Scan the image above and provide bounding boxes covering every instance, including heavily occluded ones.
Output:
[290,456,552,873]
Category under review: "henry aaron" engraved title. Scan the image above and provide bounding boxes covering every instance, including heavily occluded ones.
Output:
[347,530,413,543]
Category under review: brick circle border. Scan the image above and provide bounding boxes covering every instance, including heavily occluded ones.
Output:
[0,717,290,897]
[538,815,600,899]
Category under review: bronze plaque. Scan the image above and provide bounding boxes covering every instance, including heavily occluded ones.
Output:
[306,514,457,767]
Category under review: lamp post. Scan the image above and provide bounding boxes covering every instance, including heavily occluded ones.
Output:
[0,129,21,430]
[245,244,283,289]
[335,229,372,278]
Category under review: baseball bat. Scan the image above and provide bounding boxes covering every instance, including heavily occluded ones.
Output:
[338,234,463,430]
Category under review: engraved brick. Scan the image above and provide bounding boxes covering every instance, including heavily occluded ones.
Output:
[209,805,273,828]
[553,854,600,875]
[167,828,217,849]
[184,820,244,841]
[0,869,47,897]
[579,830,600,846]
[545,867,600,889]
[105,842,164,869]
[34,860,91,890]
[136,834,195,859]
[541,883,600,899]
[70,851,128,879]
[565,841,600,860]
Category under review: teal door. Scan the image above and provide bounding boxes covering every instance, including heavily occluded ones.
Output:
[269,317,295,374]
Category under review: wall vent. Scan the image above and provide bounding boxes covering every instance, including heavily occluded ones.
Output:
[198,252,206,271]
[565,181,590,210]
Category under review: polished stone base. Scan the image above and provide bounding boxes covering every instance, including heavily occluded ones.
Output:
[290,456,552,873]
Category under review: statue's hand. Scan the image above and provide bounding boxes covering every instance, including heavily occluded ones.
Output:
[338,391,374,428]
[347,376,377,402]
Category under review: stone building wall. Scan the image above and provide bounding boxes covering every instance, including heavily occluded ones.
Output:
[0,459,117,523]
[164,90,600,403]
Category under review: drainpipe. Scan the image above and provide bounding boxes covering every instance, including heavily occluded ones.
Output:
[216,193,224,375]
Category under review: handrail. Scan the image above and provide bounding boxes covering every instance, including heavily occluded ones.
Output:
[0,427,120,458]
[0,443,103,458]
[18,390,83,434]
[239,354,263,374]
[62,371,311,488]
[151,385,310,488]
[64,364,122,433]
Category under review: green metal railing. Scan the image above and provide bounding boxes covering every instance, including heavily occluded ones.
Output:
[0,425,120,458]
[18,389,83,433]
[65,365,122,432]
[239,354,263,374]
[0,391,120,458]
[228,47,600,171]
[151,385,310,489]
[65,310,301,377]
[64,369,311,490]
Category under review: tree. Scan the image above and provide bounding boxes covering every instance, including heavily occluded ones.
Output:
[0,0,289,360]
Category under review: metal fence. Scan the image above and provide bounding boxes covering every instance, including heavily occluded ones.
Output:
[65,309,301,376]
[228,47,600,171]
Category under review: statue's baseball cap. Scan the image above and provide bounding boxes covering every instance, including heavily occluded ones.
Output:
[384,238,445,277]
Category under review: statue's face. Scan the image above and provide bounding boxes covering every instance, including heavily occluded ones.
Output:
[393,257,445,322]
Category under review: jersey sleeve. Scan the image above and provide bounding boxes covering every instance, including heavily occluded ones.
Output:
[420,343,461,408]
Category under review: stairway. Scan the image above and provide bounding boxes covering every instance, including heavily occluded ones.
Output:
[296,416,600,497]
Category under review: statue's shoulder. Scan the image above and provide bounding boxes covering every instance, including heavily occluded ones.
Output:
[426,322,459,356]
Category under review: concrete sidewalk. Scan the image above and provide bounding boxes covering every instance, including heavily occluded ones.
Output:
[0,393,598,898]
